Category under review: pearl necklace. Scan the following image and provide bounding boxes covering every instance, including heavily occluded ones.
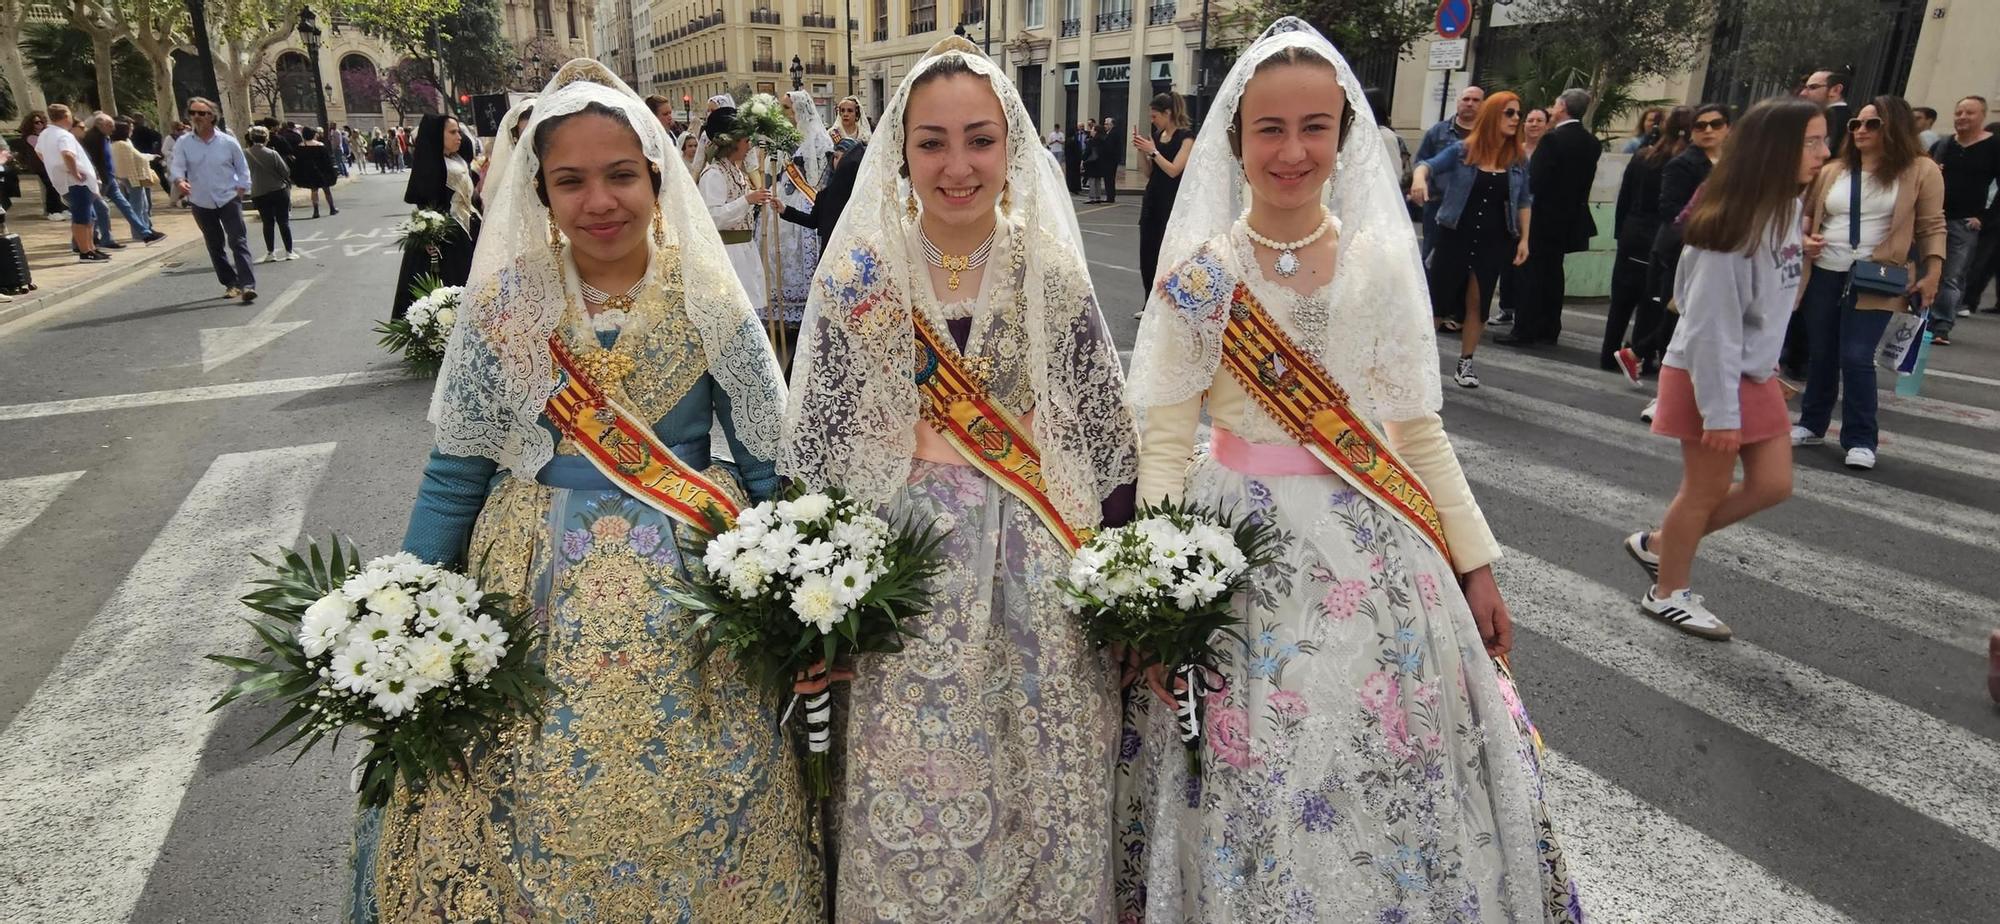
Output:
[579,276,645,312]
[920,227,996,291]
[1241,209,1333,278]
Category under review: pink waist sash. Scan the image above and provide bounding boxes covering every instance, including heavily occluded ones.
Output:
[1212,426,1332,476]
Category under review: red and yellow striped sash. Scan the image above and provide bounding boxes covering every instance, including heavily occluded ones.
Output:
[1218,283,1452,565]
[911,315,1089,551]
[784,162,818,205]
[545,334,741,530]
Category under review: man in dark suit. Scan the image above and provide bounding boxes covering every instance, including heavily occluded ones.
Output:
[1097,116,1123,204]
[1801,67,1852,156]
[1502,87,1601,346]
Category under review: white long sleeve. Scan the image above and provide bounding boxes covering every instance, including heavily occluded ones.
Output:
[698,165,752,229]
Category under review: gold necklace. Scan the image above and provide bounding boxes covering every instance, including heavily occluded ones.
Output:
[920,227,996,291]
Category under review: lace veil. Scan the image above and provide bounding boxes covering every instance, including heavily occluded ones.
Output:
[836,95,873,143]
[782,36,1137,527]
[786,89,834,188]
[477,96,537,212]
[427,59,787,476]
[1126,17,1442,423]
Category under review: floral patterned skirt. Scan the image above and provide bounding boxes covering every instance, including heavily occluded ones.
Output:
[1113,454,1583,924]
[834,460,1119,923]
[348,478,823,924]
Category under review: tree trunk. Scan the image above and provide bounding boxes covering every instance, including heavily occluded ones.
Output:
[90,31,117,113]
[0,38,43,112]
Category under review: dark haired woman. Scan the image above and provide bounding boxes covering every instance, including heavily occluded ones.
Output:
[295,125,339,218]
[1629,102,1731,413]
[1134,90,1193,306]
[1627,97,1829,641]
[350,61,816,922]
[390,113,480,318]
[1602,105,1692,380]
[1411,90,1533,387]
[1791,94,1945,469]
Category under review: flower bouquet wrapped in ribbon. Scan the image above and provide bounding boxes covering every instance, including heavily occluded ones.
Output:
[1062,500,1281,776]
[734,93,805,159]
[393,207,453,271]
[373,274,462,375]
[207,540,552,807]
[672,486,944,797]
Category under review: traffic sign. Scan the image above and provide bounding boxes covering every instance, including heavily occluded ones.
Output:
[1435,0,1473,39]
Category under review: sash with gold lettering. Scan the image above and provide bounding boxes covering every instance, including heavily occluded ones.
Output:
[911,314,1090,551]
[784,162,818,206]
[545,334,741,529]
[1218,283,1453,566]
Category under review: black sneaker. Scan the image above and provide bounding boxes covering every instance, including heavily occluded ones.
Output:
[101,240,127,249]
[142,231,167,244]
[80,250,111,262]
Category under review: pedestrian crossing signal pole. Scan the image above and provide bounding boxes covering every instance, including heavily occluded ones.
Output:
[1432,0,1473,124]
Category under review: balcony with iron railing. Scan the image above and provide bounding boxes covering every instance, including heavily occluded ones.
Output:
[1059,17,1080,36]
[752,56,785,72]
[806,61,837,75]
[873,25,889,40]
[909,15,937,33]
[802,12,838,27]
[1146,1,1173,25]
[1094,8,1130,31]
[750,8,782,24]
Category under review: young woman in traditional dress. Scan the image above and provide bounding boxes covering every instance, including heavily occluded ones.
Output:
[1117,19,1582,923]
[774,89,833,334]
[391,113,480,319]
[698,107,780,337]
[782,36,1139,924]
[347,60,821,923]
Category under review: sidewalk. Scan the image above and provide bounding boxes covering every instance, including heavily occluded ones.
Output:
[2,175,322,325]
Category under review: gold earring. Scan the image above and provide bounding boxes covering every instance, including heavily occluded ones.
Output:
[1000,183,1012,214]
[906,191,919,222]
[547,212,563,257]
[652,206,667,248]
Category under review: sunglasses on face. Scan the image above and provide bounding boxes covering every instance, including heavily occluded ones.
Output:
[1694,118,1727,130]
[1848,117,1883,132]
[1502,108,1520,118]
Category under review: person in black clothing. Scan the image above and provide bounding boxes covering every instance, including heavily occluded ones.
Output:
[1925,95,1999,340]
[392,113,480,318]
[1802,67,1852,156]
[294,126,340,218]
[1627,103,1729,372]
[781,139,865,258]
[1134,92,1192,300]
[1501,87,1599,346]
[1082,120,1103,201]
[1066,121,1087,194]
[1096,116,1123,204]
[1601,106,1691,378]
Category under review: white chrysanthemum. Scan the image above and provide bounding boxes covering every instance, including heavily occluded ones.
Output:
[829,557,875,607]
[365,551,423,572]
[329,640,386,694]
[726,557,769,599]
[339,567,398,603]
[365,586,419,622]
[702,531,745,575]
[370,673,422,718]
[755,523,801,572]
[401,634,458,686]
[354,607,408,646]
[433,306,456,330]
[791,572,843,633]
[782,493,834,524]
[790,538,837,577]
[299,592,358,658]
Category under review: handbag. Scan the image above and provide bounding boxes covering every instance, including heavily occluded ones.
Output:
[1845,168,1909,297]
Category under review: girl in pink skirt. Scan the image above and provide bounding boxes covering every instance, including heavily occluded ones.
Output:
[1623,96,1830,641]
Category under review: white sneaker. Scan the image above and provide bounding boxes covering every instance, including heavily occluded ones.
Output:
[1641,586,1733,640]
[285,250,303,260]
[261,251,276,263]
[1844,447,1876,470]
[1623,531,1659,581]
[1790,425,1823,447]
[224,286,242,299]
[1639,398,1657,423]
[1959,308,1973,317]
[1453,356,1480,388]
[47,211,68,222]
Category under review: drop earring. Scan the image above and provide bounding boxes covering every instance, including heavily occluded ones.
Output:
[547,213,563,257]
[906,191,919,222]
[999,183,1012,214]
[652,206,667,248]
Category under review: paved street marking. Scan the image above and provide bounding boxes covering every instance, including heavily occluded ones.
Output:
[0,266,156,341]
[336,227,382,239]
[1543,749,1861,924]
[0,369,411,422]
[1499,548,2000,854]
[1459,435,1997,654]
[0,471,85,553]
[1447,363,2000,553]
[1089,260,1139,275]
[0,444,336,922]
[342,242,384,258]
[198,279,314,372]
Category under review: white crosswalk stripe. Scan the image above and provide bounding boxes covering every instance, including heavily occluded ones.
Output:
[0,444,336,922]
[0,471,84,553]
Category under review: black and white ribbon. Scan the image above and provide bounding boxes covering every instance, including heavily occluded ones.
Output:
[783,665,835,755]
[1174,663,1218,747]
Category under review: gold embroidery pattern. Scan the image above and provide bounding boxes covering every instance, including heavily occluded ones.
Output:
[836,461,1116,923]
[366,483,823,922]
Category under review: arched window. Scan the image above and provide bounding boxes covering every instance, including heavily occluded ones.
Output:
[566,0,578,38]
[276,51,317,114]
[339,54,383,114]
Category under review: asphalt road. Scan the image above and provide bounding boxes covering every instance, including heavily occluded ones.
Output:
[1,171,1997,923]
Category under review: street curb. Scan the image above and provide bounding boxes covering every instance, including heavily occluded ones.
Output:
[0,232,206,328]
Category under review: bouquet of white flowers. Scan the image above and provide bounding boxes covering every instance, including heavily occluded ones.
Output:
[208,540,551,807]
[374,275,462,375]
[1062,500,1281,776]
[671,485,943,797]
[393,208,453,254]
[733,93,804,157]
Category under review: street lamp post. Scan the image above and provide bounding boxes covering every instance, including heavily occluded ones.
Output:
[791,54,804,91]
[299,6,330,128]
[844,0,855,96]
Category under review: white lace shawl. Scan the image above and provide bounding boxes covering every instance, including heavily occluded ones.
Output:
[477,96,537,206]
[1126,17,1443,424]
[786,89,834,189]
[426,59,786,477]
[782,37,1137,528]
[836,96,873,144]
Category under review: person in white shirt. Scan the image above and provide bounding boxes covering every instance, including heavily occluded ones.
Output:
[33,104,110,262]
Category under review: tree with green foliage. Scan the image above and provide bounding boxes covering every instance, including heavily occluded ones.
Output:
[61,0,192,130]
[204,0,461,131]
[1219,0,1433,70]
[1510,0,1711,125]
[1707,0,1884,96]
[22,22,157,116]
[435,0,515,95]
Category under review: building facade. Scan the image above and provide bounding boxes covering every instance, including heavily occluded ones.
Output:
[625,0,856,128]
[852,0,1207,189]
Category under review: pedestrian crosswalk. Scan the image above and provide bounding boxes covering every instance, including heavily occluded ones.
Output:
[0,338,1996,921]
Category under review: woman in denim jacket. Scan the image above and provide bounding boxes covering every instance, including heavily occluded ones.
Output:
[1410,90,1532,388]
